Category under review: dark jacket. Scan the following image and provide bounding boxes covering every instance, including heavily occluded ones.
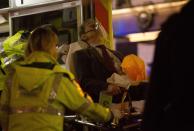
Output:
[73,46,148,103]
[142,1,194,131]
[73,46,126,103]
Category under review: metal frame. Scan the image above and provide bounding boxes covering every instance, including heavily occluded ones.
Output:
[1,1,78,13]
[10,0,76,8]
[8,0,82,36]
[9,1,81,18]
[0,0,83,38]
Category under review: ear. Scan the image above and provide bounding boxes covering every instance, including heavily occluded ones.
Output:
[81,34,88,41]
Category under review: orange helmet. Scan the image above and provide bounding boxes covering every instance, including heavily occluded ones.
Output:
[121,54,147,81]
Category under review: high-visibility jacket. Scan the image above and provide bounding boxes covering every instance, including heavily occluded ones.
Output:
[2,30,25,55]
[0,71,5,91]
[0,30,26,68]
[0,51,112,131]
[0,30,28,92]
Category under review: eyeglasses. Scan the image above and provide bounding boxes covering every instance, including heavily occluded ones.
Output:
[84,29,96,34]
[84,22,99,34]
[90,22,99,30]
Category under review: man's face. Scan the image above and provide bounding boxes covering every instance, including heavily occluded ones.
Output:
[85,23,96,33]
[84,23,98,42]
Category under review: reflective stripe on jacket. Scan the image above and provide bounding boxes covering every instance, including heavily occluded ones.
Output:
[0,51,111,131]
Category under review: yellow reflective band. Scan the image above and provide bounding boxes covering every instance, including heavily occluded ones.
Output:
[73,80,85,97]
[9,106,64,116]
[49,73,63,100]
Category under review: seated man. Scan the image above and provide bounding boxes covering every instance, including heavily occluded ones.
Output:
[73,19,148,108]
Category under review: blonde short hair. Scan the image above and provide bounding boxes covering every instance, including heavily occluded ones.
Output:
[25,27,58,57]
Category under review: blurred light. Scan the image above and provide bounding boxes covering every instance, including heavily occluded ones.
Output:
[112,8,132,15]
[126,31,160,42]
[15,0,56,6]
[112,1,187,15]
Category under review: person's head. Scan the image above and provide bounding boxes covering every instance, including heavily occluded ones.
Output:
[25,27,58,58]
[79,19,103,43]
[40,24,58,35]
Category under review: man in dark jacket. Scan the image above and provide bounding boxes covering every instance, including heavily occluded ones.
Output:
[73,19,125,103]
[73,19,148,104]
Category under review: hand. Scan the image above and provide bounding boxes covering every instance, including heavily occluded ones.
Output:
[110,103,130,116]
[109,103,125,124]
[106,84,121,95]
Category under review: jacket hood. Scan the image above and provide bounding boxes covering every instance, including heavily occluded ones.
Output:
[15,65,54,91]
[14,51,73,91]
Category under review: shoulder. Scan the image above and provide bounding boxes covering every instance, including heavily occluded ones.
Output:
[53,65,75,80]
[69,41,80,48]
[68,41,82,54]
[69,41,88,52]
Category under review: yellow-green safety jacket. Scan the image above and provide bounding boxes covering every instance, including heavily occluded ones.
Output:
[0,30,27,91]
[0,51,112,131]
[0,30,26,68]
[0,70,5,91]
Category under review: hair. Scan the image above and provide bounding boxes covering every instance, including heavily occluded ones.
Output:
[40,24,59,35]
[79,19,102,41]
[25,27,58,58]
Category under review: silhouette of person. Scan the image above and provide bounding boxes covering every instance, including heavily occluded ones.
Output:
[142,1,194,131]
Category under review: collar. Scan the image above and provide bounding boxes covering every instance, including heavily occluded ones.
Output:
[24,51,58,64]
[89,43,104,47]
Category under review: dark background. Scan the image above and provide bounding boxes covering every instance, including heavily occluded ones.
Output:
[0,0,9,8]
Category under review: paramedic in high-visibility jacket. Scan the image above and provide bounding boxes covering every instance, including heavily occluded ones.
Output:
[0,27,115,131]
